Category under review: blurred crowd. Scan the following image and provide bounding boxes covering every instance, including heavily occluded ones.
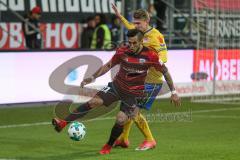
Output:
[23,1,167,50]
[79,0,167,50]
[136,0,167,31]
[80,14,121,50]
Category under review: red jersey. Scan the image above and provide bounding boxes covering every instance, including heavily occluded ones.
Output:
[111,46,164,95]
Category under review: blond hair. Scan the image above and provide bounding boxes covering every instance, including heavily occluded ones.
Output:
[133,9,150,21]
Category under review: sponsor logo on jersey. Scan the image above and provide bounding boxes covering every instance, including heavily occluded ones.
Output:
[122,66,145,73]
[160,44,166,47]
[143,37,149,43]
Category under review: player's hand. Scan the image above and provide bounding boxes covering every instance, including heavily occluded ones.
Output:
[111,3,121,18]
[80,76,95,88]
[170,94,181,107]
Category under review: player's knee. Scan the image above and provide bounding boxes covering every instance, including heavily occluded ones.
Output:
[88,96,103,108]
[116,117,126,126]
[129,106,140,120]
[116,112,128,125]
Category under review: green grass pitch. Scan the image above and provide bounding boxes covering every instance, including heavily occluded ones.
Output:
[0,99,239,160]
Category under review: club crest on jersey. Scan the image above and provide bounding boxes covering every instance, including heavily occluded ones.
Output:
[143,37,149,43]
[139,58,146,63]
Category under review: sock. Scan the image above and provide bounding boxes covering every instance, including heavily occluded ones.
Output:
[64,102,91,122]
[117,119,133,142]
[107,123,124,146]
[134,113,154,141]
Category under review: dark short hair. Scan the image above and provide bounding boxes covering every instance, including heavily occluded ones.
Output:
[86,16,95,22]
[95,13,107,24]
[127,29,144,41]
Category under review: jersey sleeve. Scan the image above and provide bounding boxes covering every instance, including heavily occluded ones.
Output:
[119,15,135,30]
[110,53,120,67]
[110,48,124,67]
[157,35,168,63]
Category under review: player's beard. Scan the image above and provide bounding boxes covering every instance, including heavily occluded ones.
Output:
[132,45,143,55]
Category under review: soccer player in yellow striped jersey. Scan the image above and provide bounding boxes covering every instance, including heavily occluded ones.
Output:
[111,4,172,150]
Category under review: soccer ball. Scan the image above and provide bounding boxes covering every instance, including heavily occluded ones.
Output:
[68,121,86,141]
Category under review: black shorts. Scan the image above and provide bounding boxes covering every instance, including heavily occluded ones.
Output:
[96,82,142,118]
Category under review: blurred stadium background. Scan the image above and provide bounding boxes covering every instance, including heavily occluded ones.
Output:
[0,0,240,160]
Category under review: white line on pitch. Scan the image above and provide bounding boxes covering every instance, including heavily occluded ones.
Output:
[0,117,114,129]
[0,122,51,129]
[0,107,240,129]
[194,115,240,119]
[191,107,240,113]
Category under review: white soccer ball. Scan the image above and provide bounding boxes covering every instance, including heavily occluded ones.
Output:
[68,121,86,141]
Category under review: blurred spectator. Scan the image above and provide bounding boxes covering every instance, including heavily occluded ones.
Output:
[81,16,96,49]
[138,0,167,31]
[138,0,155,15]
[154,0,167,31]
[136,0,158,28]
[22,6,44,49]
[90,14,111,49]
[110,16,121,43]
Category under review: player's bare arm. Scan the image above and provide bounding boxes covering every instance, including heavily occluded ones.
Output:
[160,64,181,107]
[111,3,134,29]
[80,61,113,88]
[111,3,121,18]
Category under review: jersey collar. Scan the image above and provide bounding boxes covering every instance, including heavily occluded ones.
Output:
[143,26,153,35]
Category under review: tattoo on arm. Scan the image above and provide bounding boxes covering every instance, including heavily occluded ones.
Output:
[162,65,175,92]
[92,61,112,79]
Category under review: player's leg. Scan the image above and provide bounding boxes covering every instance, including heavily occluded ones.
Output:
[100,100,140,154]
[115,84,161,148]
[52,95,104,132]
[52,82,119,132]
[107,111,128,146]
[99,111,128,154]
[134,113,155,141]
[134,113,156,151]
[64,95,103,122]
[114,101,133,148]
[115,112,155,149]
[114,118,133,148]
[135,83,162,150]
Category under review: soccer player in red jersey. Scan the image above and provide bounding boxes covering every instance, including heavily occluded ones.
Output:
[52,29,181,154]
